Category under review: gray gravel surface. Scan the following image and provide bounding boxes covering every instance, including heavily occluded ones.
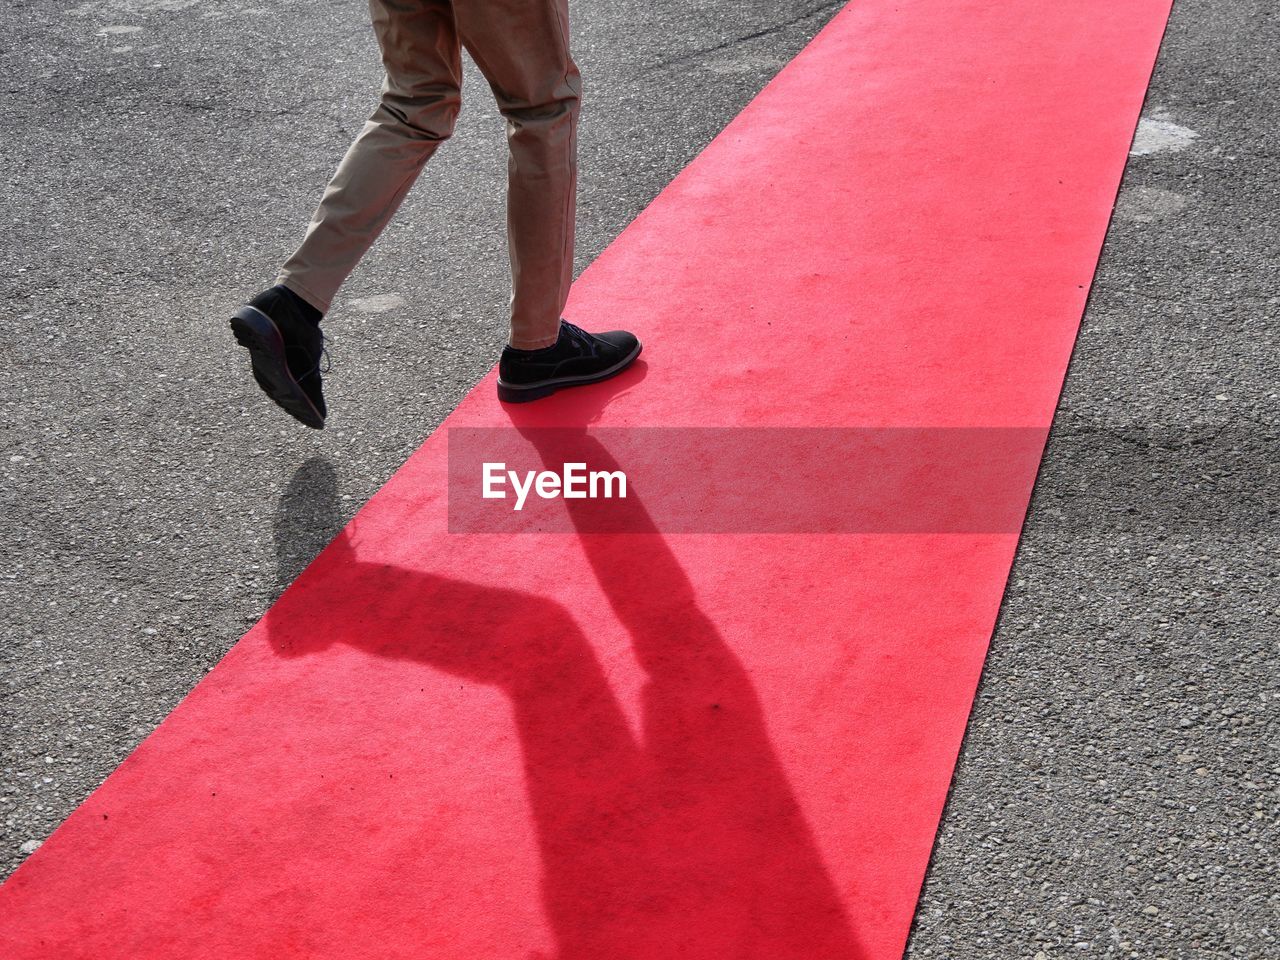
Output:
[1,0,1276,956]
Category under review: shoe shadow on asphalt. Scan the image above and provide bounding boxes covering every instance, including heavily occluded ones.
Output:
[271,456,346,606]
[266,368,866,959]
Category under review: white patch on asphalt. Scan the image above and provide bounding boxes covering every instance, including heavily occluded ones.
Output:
[97,24,142,34]
[1130,117,1199,156]
[70,0,201,15]
[350,293,408,314]
[701,52,788,76]
[1113,187,1190,224]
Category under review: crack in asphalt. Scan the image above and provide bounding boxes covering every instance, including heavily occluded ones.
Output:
[637,0,846,75]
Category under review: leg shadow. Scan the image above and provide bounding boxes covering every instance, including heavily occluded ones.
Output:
[272,456,345,604]
[265,397,865,958]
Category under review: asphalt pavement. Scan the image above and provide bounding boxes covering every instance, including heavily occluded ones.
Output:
[1,0,1276,956]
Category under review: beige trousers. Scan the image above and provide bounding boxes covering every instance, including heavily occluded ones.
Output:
[276,0,581,349]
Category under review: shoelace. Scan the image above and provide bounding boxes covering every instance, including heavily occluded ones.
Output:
[295,334,332,383]
[559,321,596,355]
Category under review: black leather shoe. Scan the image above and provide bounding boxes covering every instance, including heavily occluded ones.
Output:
[497,320,642,403]
[230,285,327,429]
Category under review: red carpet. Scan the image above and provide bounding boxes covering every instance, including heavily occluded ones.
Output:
[0,1,1172,956]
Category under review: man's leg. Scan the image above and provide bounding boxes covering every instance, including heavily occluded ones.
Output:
[232,0,463,429]
[276,0,464,313]
[454,0,580,349]
[454,0,641,401]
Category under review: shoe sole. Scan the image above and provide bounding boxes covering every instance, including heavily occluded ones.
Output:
[229,306,325,429]
[496,341,643,404]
